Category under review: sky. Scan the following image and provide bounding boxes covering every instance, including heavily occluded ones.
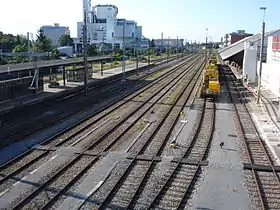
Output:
[0,0,279,42]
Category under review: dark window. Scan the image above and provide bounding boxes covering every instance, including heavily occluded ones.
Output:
[112,32,114,37]
[132,32,134,37]
[96,19,107,23]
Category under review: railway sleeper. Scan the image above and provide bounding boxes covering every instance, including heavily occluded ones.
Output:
[243,163,280,172]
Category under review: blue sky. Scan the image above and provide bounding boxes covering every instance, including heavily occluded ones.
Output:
[0,0,279,42]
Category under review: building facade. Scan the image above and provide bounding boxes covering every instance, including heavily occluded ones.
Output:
[153,39,184,49]
[41,23,70,47]
[76,2,143,51]
[223,30,253,47]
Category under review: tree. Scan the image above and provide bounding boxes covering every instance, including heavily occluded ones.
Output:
[58,34,73,47]
[51,49,60,59]
[13,44,27,62]
[150,39,155,48]
[87,44,98,56]
[34,29,52,52]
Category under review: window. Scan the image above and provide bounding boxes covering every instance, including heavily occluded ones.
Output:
[112,32,114,37]
[132,32,134,37]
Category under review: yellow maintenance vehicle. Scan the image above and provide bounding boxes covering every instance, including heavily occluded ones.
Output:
[200,56,220,98]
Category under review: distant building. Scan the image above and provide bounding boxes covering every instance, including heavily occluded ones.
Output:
[223,30,253,47]
[75,1,143,52]
[153,39,184,49]
[41,23,70,47]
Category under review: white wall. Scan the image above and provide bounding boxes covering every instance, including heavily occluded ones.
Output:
[243,41,257,83]
[258,61,280,96]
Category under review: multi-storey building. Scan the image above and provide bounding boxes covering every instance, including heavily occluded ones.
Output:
[75,1,143,51]
[223,30,253,47]
[41,23,70,47]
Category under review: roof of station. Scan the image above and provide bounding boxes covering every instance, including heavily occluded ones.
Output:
[219,29,280,60]
[0,56,112,74]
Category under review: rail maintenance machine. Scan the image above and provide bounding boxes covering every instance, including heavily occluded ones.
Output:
[200,55,221,98]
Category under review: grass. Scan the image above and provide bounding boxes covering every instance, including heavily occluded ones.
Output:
[150,71,162,78]
[168,89,182,105]
[43,74,63,83]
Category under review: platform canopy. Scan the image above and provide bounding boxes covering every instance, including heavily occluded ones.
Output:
[219,29,280,61]
[0,56,112,74]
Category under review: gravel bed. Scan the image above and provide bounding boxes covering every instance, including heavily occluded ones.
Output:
[22,155,94,209]
[244,170,266,210]
[143,106,180,156]
[110,160,150,208]
[134,158,173,209]
[0,150,45,175]
[155,164,197,209]
[181,166,207,209]
[162,79,201,156]
[1,58,191,207]
[185,100,214,160]
[0,151,54,192]
[226,70,280,209]
[128,66,200,156]
[4,154,78,209]
[228,81,271,165]
[80,159,131,209]
[162,97,204,159]
[47,157,104,209]
[108,119,148,152]
[51,58,194,150]
[86,73,184,153]
[128,122,161,155]
[16,60,181,149]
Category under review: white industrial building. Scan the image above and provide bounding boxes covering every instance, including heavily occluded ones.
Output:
[41,24,70,47]
[75,1,143,52]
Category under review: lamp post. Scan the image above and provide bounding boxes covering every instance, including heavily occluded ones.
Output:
[161,32,163,62]
[256,7,267,104]
[167,36,170,63]
[100,26,105,56]
[83,9,88,96]
[205,28,208,63]
[141,35,151,70]
[176,36,178,60]
[121,20,126,83]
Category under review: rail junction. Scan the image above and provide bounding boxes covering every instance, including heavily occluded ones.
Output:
[0,53,280,210]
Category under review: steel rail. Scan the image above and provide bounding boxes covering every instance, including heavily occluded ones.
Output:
[9,55,203,209]
[97,57,205,210]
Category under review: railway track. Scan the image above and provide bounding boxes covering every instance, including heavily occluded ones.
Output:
[0,55,187,148]
[0,55,198,182]
[77,57,217,209]
[223,66,280,210]
[0,55,204,209]
[261,93,280,131]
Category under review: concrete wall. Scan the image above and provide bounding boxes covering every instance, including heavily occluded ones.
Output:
[258,61,280,96]
[243,41,257,83]
[267,36,280,65]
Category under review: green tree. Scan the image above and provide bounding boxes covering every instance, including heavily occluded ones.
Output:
[34,29,52,52]
[58,34,73,47]
[13,44,27,62]
[87,44,98,56]
[150,39,155,48]
[51,49,60,59]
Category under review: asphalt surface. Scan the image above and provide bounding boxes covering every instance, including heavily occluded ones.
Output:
[57,151,127,209]
[190,85,251,210]
[0,147,79,209]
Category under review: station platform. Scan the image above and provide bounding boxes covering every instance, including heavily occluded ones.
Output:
[228,64,243,80]
[0,62,148,115]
